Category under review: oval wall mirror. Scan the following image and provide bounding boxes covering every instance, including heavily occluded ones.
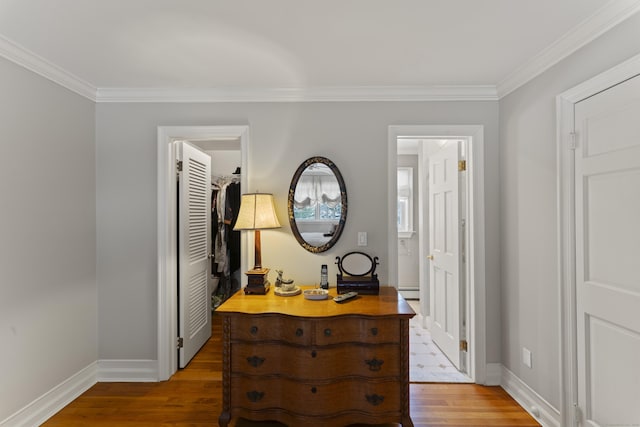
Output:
[288,156,347,253]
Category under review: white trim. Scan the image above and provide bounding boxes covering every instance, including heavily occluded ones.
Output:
[97,360,158,382]
[0,34,97,101]
[501,366,561,427]
[398,288,420,300]
[96,85,498,103]
[0,359,160,427]
[497,0,640,98]
[398,231,415,239]
[556,51,640,427]
[2,1,639,104]
[157,125,249,381]
[0,363,97,427]
[388,125,487,385]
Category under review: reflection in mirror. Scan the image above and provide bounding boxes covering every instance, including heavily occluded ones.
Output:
[288,157,347,253]
[341,252,374,276]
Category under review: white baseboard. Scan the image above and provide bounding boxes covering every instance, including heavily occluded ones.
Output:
[2,359,558,427]
[423,315,432,330]
[501,365,560,427]
[0,359,160,427]
[97,359,158,382]
[0,362,97,427]
[398,288,419,299]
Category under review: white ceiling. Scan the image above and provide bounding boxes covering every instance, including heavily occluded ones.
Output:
[1,0,638,101]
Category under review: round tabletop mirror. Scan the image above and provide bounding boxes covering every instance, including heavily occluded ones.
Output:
[340,252,376,276]
[288,156,347,253]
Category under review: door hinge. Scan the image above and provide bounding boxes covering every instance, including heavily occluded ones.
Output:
[177,337,184,348]
[458,160,467,172]
[573,403,581,426]
[176,160,183,181]
[460,339,468,352]
[569,132,578,150]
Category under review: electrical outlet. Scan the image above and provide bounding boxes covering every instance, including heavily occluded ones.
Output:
[522,347,532,368]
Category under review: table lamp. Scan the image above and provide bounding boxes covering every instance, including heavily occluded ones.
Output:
[233,193,281,294]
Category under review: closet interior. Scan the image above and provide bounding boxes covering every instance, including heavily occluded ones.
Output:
[211,169,241,308]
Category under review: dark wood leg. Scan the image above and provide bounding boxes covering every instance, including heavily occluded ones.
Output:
[401,414,415,427]
[218,412,231,427]
[220,316,231,427]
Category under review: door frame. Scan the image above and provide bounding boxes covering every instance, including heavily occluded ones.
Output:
[157,125,249,381]
[556,52,640,427]
[388,125,486,384]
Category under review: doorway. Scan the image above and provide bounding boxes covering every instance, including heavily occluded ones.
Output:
[157,125,249,381]
[398,138,472,382]
[388,125,487,384]
[557,54,640,427]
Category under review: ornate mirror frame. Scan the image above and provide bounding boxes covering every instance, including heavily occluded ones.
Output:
[288,156,347,253]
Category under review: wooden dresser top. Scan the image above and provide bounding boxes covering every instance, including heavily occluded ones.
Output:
[216,286,415,319]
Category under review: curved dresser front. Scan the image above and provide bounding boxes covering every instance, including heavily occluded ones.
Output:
[216,286,415,427]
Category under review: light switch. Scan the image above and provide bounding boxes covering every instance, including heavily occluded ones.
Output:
[357,232,367,246]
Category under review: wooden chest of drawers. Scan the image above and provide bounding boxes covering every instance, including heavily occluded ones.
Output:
[216,286,415,427]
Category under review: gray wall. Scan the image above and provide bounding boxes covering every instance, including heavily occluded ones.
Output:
[0,58,96,421]
[95,101,500,361]
[2,11,638,421]
[499,12,640,409]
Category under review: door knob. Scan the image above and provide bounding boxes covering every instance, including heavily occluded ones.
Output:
[427,255,434,260]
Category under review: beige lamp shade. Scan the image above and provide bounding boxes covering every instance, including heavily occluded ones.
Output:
[233,193,281,230]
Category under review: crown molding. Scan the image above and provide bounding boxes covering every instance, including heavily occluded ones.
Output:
[0,34,97,101]
[0,36,496,102]
[95,85,498,103]
[5,0,637,104]
[497,0,640,98]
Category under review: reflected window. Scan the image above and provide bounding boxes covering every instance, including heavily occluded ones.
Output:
[397,167,413,235]
[294,163,342,221]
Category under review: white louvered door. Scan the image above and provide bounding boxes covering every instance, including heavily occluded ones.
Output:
[178,141,212,368]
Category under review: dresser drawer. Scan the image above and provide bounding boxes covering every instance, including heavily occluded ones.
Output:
[231,342,400,379]
[231,376,401,416]
[315,317,399,345]
[230,315,312,345]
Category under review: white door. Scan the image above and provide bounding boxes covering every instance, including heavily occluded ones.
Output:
[574,74,640,426]
[178,141,212,368]
[428,141,463,369]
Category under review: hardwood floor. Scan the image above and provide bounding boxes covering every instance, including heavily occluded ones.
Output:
[43,313,540,427]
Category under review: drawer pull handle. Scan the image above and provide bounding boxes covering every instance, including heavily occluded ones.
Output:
[365,394,385,406]
[295,328,304,337]
[250,326,258,335]
[324,328,332,337]
[311,350,317,358]
[371,327,378,336]
[246,390,264,402]
[365,358,384,371]
[247,356,265,368]
[311,387,317,394]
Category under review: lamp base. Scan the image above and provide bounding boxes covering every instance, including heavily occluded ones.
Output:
[244,268,270,295]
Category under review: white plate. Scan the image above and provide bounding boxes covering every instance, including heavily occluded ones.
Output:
[303,289,329,300]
